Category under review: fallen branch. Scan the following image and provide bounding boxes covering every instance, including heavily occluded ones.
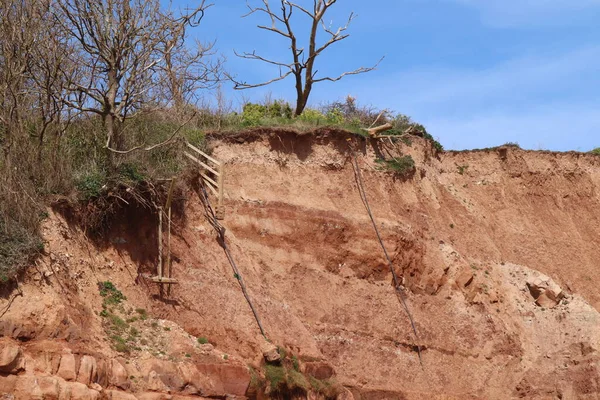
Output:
[363,122,393,137]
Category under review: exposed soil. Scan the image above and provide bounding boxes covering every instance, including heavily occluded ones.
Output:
[2,130,600,399]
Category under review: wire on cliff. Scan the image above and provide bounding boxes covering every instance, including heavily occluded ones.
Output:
[196,181,268,339]
[346,139,423,367]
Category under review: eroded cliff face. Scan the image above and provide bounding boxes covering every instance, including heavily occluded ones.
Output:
[2,131,600,400]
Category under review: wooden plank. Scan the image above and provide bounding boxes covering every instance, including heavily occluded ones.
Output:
[204,180,218,196]
[184,152,219,176]
[200,171,217,187]
[148,276,179,284]
[186,142,221,166]
[217,164,224,220]
[164,178,176,210]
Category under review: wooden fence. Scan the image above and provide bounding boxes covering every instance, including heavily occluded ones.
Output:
[184,142,225,219]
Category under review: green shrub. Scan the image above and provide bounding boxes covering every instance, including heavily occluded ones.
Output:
[325,107,344,125]
[242,101,293,126]
[375,156,416,177]
[108,314,128,330]
[309,377,342,399]
[390,116,443,152]
[183,128,206,149]
[248,366,264,390]
[265,365,286,392]
[135,308,148,320]
[291,355,300,371]
[111,335,130,353]
[265,100,293,119]
[298,108,326,124]
[197,337,209,344]
[287,369,309,392]
[590,148,600,155]
[457,164,469,175]
[75,169,106,200]
[118,163,146,183]
[242,103,266,126]
[98,281,126,306]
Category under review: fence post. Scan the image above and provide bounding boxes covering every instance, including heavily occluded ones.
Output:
[157,209,163,279]
[216,163,225,220]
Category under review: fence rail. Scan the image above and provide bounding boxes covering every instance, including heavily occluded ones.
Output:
[184,142,225,219]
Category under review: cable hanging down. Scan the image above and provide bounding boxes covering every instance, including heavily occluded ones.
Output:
[346,139,423,367]
[196,181,268,339]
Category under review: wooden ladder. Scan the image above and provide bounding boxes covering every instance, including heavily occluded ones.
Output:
[184,142,225,220]
[148,178,178,287]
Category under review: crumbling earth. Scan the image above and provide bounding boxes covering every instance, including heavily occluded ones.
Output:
[2,131,600,399]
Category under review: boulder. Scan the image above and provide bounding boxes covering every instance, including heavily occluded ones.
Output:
[455,271,474,289]
[96,358,109,387]
[261,342,280,363]
[68,381,98,400]
[527,275,564,308]
[0,374,18,396]
[177,362,213,395]
[0,341,23,373]
[304,362,336,380]
[147,370,170,392]
[137,393,174,400]
[337,388,355,400]
[536,291,559,308]
[57,352,77,381]
[103,390,138,400]
[13,375,43,399]
[196,363,250,397]
[110,359,130,390]
[140,360,185,392]
[37,376,62,400]
[77,355,97,385]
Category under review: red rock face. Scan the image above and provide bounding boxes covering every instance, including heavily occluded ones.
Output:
[2,133,600,399]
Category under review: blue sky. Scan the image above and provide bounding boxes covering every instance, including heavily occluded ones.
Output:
[188,0,600,151]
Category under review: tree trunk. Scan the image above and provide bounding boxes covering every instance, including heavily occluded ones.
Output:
[293,71,305,116]
[104,114,116,169]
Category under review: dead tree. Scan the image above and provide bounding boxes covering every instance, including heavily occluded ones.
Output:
[231,0,382,116]
[55,0,221,158]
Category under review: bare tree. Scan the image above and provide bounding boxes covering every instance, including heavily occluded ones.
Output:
[0,0,38,161]
[230,0,382,116]
[55,0,222,159]
[0,0,71,164]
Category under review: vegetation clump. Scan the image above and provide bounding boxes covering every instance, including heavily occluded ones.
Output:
[248,347,341,399]
[0,219,44,283]
[375,156,416,178]
[98,281,126,306]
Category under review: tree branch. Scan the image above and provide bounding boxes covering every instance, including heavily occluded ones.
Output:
[312,56,384,83]
[229,70,293,90]
[106,111,196,154]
